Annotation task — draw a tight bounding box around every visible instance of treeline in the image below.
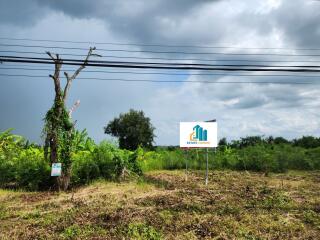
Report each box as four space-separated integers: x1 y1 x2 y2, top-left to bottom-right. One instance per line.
1 129 320 191
219 135 320 149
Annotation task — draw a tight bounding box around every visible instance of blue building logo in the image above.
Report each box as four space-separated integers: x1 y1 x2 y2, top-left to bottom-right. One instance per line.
189 125 208 142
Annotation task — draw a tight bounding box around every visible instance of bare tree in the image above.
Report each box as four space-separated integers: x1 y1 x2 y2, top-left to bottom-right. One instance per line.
44 47 99 191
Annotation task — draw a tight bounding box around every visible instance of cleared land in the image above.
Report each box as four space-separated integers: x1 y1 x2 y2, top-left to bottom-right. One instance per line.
0 170 319 239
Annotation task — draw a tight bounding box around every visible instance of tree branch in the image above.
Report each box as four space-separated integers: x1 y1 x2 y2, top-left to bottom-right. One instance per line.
47 51 63 97
63 47 98 102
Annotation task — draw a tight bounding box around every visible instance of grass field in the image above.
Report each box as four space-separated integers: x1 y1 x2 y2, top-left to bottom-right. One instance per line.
0 170 319 239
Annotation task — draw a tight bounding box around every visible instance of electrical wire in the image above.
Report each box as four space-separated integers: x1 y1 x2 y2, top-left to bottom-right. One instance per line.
2 43 320 57
2 57 320 72
1 50 320 64
1 66 320 78
0 73 316 85
2 55 320 68
1 36 320 51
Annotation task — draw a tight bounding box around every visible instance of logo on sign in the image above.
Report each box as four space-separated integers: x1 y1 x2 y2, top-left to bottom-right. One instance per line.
190 125 208 141
187 125 210 145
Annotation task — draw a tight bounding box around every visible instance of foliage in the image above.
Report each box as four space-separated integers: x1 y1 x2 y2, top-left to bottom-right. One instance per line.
1 129 320 191
71 129 95 153
303 210 320 229
127 222 163 240
293 136 320 149
70 151 100 186
71 141 142 186
14 148 52 190
43 99 74 173
104 109 155 150
138 143 320 173
0 130 143 190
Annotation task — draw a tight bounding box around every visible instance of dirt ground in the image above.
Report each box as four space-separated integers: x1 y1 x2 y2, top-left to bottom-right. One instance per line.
0 170 319 239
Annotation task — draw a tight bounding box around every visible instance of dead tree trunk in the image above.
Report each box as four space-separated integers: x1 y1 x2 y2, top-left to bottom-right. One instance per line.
44 47 99 191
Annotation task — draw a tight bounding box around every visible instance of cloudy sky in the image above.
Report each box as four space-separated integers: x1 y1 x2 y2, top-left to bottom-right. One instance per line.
1 0 320 145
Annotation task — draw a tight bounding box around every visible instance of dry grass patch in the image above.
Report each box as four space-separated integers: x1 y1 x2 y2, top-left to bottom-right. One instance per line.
0 170 319 239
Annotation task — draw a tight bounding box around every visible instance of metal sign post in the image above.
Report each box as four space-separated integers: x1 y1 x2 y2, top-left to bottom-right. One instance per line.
185 149 188 181
179 120 217 186
205 148 209 186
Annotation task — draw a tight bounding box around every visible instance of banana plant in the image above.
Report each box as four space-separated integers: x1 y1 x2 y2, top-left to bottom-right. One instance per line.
0 128 25 152
72 129 96 153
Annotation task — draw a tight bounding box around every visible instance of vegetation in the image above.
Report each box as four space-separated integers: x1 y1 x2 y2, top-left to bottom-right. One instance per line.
1 129 320 238
0 129 142 191
0 170 319 239
104 109 155 150
1 129 320 191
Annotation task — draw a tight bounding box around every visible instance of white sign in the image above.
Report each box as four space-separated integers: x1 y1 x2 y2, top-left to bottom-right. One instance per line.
51 163 62 177
180 122 217 148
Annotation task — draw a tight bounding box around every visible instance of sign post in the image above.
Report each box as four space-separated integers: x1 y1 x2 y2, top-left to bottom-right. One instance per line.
180 121 217 185
206 148 209 185
185 149 188 181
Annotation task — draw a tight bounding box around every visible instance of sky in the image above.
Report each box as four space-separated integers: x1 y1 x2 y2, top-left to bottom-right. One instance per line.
1 0 320 145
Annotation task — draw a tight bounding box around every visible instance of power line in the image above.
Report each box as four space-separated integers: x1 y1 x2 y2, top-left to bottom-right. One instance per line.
0 73 316 85
1 36 320 51
0 50 88 57
2 57 320 72
2 50 320 64
2 43 320 57
2 55 320 68
1 66 320 78
0 57 320 73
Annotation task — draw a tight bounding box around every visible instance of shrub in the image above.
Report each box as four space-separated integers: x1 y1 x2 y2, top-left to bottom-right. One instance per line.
92 141 140 179
0 152 16 187
305 147 320 170
71 151 100 186
71 141 142 185
15 148 52 190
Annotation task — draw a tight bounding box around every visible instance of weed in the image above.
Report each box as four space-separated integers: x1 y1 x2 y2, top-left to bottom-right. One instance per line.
303 210 320 229
61 224 107 239
159 210 174 224
218 204 241 216
127 222 162 240
261 191 293 210
0 204 7 219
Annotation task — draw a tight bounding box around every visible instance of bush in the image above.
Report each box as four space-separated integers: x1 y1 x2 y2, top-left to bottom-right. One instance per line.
15 148 52 191
71 151 100 185
305 147 320 170
92 141 141 179
70 141 142 186
0 152 16 188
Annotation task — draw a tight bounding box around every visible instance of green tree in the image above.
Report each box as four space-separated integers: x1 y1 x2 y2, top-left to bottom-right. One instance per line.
293 136 320 149
104 109 155 150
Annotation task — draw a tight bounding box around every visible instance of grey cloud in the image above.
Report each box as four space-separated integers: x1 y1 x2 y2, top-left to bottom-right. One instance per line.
231 95 268 109
1 0 320 144
271 1 320 48
0 0 48 26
